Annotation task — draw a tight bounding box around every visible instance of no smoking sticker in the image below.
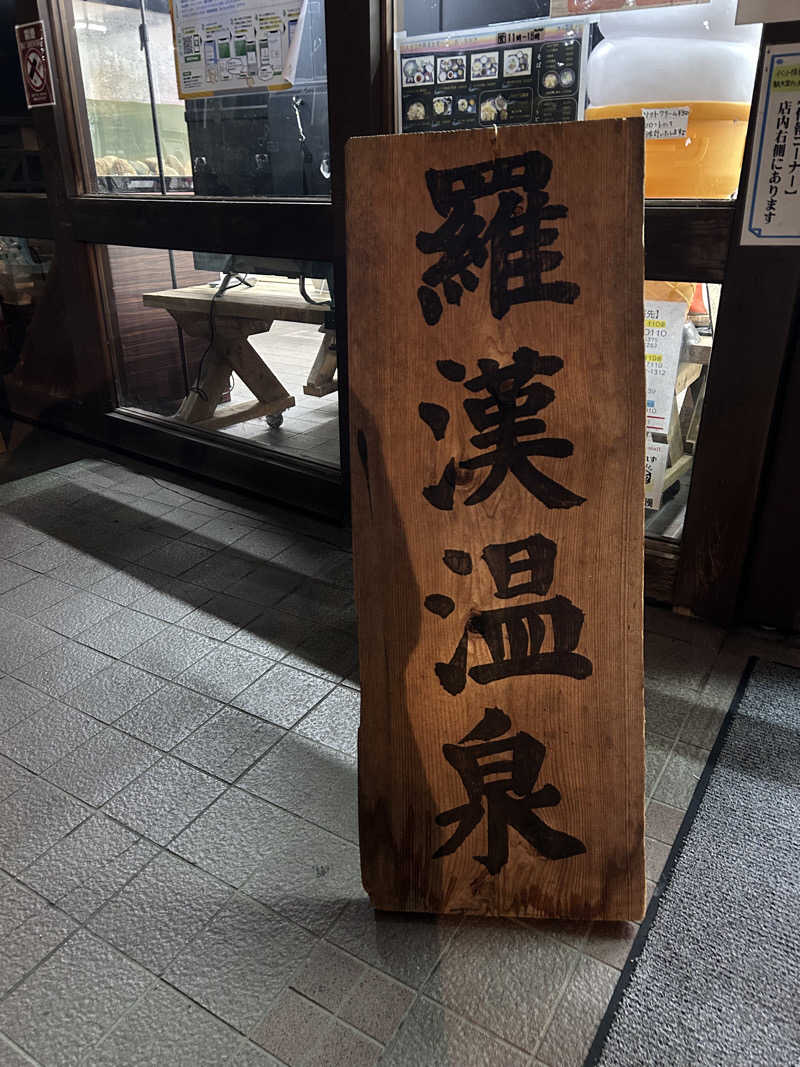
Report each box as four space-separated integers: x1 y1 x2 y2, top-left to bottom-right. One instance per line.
16 21 55 108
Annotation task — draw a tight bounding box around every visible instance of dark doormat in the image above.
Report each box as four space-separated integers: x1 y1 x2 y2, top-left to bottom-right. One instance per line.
586 657 800 1067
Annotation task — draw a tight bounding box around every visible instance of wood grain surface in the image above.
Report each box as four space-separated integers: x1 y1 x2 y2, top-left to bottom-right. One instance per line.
347 121 645 919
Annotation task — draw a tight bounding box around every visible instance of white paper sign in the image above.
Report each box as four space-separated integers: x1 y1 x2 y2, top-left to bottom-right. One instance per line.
737 0 798 24
644 299 686 433
741 44 800 245
169 0 303 98
642 106 690 140
645 438 670 511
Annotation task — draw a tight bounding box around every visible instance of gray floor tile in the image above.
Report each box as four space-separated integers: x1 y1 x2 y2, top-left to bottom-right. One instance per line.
9 539 83 575
177 645 272 704
233 1039 282 1066
645 688 692 740
90 567 157 607
132 579 213 623
163 893 315 1033
269 539 347 581
0 676 50 733
536 955 619 1067
183 516 259 550
139 541 215 577
646 799 685 846
303 1019 380 1067
0 929 150 1066
34 591 117 637
180 594 262 642
338 969 415 1043
0 904 77 996
380 996 528 1067
239 733 357 843
279 580 357 633
582 920 638 971
653 740 708 808
116 683 223 751
20 812 140 904
0 560 36 595
171 788 300 887
226 527 295 563
644 836 671 882
645 633 715 695
232 664 334 727
295 686 360 758
281 627 358 683
0 617 64 673
173 709 284 783
0 780 89 875
242 810 362 935
144 506 217 539
88 852 232 974
58 839 159 924
227 609 311 661
0 878 50 938
13 642 113 699
0 576 74 617
124 627 220 680
47 555 116 591
105 529 173 564
327 899 458 990
43 728 159 807
181 549 257 593
248 988 333 1066
0 702 103 774
0 756 34 801
78 608 168 657
423 920 578 1050
63 662 164 724
0 522 47 560
679 703 727 750
290 941 365 1013
228 563 304 608
645 730 673 797
103 756 226 845
87 982 246 1066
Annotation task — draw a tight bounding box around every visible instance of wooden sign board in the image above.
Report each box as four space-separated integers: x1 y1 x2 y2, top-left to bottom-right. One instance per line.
346 120 645 920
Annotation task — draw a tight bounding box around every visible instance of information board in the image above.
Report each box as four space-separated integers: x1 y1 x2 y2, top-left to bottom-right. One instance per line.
742 44 800 245
15 21 55 109
397 22 586 134
644 299 687 434
346 120 645 919
168 0 306 98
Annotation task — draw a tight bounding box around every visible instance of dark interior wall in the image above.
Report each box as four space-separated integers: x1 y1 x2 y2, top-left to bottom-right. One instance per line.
1 0 27 116
404 0 546 36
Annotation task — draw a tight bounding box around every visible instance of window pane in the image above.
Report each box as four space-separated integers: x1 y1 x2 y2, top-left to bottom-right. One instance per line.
0 236 55 378
72 0 330 198
105 244 339 470
397 0 762 199
0 10 45 192
644 280 718 542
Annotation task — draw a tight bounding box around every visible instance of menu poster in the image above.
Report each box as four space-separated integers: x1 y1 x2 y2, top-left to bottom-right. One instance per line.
645 437 670 511
644 299 686 434
169 0 305 99
398 23 585 134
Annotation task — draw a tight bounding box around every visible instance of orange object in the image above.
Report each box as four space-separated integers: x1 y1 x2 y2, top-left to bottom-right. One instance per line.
689 283 708 316
585 100 750 199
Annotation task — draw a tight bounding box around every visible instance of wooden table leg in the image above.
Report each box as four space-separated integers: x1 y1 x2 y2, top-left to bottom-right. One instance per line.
303 328 338 397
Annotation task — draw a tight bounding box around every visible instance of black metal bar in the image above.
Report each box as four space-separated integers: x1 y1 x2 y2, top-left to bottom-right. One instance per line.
138 0 168 196
67 195 335 260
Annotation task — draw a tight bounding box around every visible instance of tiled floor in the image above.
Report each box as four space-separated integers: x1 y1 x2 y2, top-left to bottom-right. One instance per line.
220 321 340 469
0 443 796 1066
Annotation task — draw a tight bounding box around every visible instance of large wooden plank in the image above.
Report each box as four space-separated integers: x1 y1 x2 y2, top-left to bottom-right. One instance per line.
347 121 645 920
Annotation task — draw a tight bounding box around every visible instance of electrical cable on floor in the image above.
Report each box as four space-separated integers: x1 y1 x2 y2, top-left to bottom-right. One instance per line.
189 274 249 402
299 275 328 306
